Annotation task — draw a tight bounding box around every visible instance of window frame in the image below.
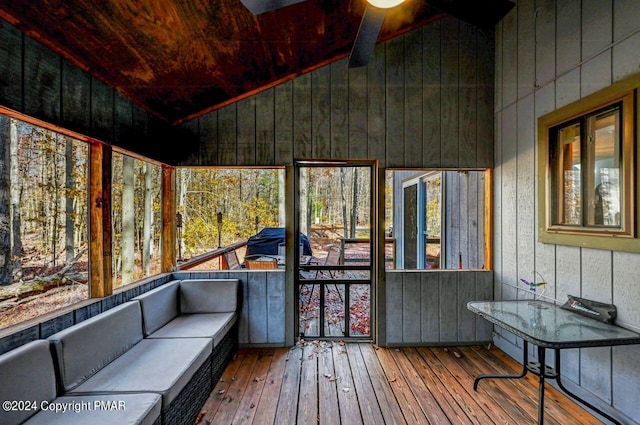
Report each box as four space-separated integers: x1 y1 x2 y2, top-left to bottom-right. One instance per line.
538 74 640 252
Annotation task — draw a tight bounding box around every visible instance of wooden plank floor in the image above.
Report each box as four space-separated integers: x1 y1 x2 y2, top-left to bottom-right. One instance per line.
196 342 602 425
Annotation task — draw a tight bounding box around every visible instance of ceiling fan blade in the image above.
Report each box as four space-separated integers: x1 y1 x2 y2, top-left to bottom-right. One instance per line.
348 5 387 68
240 0 308 15
427 0 515 29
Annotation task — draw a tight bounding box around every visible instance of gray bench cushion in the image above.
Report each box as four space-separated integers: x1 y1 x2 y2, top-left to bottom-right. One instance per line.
0 340 57 425
48 302 144 392
180 279 239 313
146 312 236 346
24 393 161 425
69 337 211 409
134 280 180 336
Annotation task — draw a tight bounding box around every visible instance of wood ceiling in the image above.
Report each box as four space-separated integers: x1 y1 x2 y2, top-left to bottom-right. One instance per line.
0 0 513 124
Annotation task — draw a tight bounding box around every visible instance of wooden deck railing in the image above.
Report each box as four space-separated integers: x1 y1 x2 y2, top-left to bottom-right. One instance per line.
177 241 247 270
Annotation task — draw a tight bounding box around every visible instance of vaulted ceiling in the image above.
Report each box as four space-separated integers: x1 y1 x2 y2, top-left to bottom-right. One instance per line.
0 0 513 124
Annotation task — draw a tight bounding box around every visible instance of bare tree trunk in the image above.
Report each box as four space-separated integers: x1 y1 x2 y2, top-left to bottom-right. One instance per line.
121 156 135 284
142 163 153 274
340 168 348 238
64 138 75 265
299 168 308 235
350 168 358 238
9 120 21 273
0 117 12 285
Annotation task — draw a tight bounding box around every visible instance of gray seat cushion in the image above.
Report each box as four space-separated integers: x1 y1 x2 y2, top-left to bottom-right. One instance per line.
69 337 211 408
133 280 180 336
180 279 239 313
146 312 236 346
48 302 144 392
0 340 57 425
24 393 161 425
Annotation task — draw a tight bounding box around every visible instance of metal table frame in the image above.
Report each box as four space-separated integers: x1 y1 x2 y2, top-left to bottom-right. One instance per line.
468 300 640 425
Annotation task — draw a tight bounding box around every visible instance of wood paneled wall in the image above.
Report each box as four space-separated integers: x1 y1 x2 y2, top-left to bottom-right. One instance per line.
385 270 492 345
176 17 495 169
494 1 640 423
0 19 197 164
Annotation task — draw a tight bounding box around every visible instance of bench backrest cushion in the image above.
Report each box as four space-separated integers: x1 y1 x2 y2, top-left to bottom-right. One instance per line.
48 301 144 392
0 340 56 425
134 280 180 336
180 279 239 313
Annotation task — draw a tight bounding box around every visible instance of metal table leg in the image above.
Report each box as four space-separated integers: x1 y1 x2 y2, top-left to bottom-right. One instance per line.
474 340 530 391
554 349 622 425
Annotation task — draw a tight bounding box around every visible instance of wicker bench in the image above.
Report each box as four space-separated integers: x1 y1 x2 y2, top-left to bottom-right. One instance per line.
0 278 239 425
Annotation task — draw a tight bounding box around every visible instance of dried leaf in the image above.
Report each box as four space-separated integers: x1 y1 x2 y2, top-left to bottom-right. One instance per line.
453 351 462 359
254 377 264 382
388 377 397 383
342 387 350 392
218 389 226 395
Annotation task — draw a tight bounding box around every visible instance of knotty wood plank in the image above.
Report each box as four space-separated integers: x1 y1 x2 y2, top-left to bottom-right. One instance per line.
416 347 496 425
429 346 532 425
375 346 432 425
231 349 277 425
274 345 302 424
318 342 340 425
209 350 260 425
332 342 363 425
359 344 406 425
199 351 246 421
346 344 385 425
397 347 472 425
252 347 289 425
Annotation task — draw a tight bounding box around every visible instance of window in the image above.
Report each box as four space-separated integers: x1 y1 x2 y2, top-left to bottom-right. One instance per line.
0 115 89 330
111 152 163 288
386 169 489 270
175 168 284 269
538 75 639 252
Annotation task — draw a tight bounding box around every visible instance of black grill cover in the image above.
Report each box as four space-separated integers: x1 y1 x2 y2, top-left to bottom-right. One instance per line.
245 227 312 257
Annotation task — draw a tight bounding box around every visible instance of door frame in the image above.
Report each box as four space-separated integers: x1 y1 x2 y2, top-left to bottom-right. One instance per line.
288 159 378 342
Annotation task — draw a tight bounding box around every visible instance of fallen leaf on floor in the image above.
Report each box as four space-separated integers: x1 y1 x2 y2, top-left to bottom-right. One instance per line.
453 351 462 358
388 377 397 383
342 387 350 392
250 403 255 409
254 377 264 382
218 389 226 395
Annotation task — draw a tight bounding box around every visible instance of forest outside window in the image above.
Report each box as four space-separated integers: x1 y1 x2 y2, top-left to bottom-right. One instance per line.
538 76 639 252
